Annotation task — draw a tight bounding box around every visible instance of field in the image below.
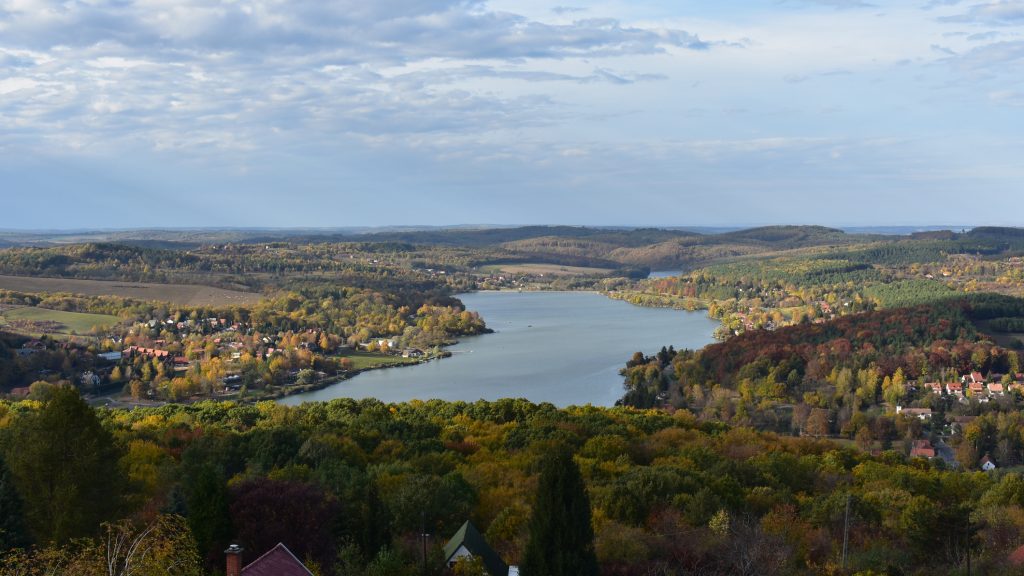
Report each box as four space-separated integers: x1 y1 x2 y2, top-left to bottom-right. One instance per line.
481 263 614 276
0 306 121 337
0 274 262 306
342 350 420 370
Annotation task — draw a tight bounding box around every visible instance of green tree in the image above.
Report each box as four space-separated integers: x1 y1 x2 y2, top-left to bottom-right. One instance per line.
521 445 598 576
5 387 125 543
0 453 31 551
184 465 233 568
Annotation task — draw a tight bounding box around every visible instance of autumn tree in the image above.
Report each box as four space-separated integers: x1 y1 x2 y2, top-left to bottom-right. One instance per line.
229 479 340 571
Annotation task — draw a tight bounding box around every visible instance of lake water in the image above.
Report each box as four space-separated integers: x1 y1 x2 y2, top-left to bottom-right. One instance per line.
279 291 718 407
648 270 681 278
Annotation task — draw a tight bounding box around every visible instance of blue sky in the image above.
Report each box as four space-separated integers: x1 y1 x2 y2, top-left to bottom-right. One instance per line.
1 0 1023 229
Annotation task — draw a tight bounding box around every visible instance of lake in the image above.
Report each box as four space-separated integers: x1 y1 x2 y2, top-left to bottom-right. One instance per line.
648 270 681 278
279 291 718 407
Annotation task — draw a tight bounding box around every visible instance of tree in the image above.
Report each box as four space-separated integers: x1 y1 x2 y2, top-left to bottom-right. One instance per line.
520 445 598 576
229 479 340 572
184 466 232 569
0 453 31 551
93 515 203 576
805 408 830 438
5 386 125 543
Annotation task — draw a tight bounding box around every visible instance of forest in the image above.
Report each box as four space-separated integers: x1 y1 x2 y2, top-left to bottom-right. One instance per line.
3 389 1024 576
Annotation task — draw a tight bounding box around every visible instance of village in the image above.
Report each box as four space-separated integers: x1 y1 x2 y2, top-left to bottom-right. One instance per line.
4 313 436 404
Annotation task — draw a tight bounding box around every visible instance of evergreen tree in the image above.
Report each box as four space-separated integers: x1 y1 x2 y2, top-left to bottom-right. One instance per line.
0 453 31 551
5 386 125 543
185 465 233 569
521 445 598 576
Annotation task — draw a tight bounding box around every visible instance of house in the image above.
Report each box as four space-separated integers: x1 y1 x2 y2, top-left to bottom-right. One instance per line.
444 521 515 576
910 439 936 459
896 407 932 420
980 455 997 472
946 382 963 396
988 383 1005 396
402 348 425 358
970 371 984 383
924 382 943 395
8 387 30 398
125 346 171 360
225 543 313 576
968 382 986 397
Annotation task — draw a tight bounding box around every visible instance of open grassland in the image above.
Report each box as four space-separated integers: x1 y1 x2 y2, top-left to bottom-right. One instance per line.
0 274 262 306
482 263 614 276
0 306 120 337
342 350 420 370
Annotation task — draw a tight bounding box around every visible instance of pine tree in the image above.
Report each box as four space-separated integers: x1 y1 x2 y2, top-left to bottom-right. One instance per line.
521 445 598 576
0 453 31 551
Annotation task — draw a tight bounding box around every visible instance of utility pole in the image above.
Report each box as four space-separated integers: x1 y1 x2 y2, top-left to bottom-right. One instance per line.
841 493 851 571
421 511 429 576
966 512 972 576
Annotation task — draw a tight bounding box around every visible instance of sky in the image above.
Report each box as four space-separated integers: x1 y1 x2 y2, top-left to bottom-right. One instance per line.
1 0 1023 229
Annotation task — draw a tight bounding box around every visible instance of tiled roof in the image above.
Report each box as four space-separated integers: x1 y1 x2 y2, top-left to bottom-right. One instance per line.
242 543 314 576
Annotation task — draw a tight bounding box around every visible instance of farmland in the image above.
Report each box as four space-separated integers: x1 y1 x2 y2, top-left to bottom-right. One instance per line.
0 274 262 307
481 263 614 276
0 305 120 337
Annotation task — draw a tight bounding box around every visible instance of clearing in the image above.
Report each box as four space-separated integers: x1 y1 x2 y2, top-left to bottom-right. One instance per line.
0 306 121 338
0 275 263 307
481 263 614 276
342 350 420 370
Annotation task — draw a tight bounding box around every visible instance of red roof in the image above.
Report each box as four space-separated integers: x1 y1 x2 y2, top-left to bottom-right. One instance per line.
242 543 313 576
1010 544 1024 566
910 440 935 458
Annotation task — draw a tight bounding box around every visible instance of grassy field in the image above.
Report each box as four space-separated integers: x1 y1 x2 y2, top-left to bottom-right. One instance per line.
0 274 262 306
342 350 420 370
0 306 121 337
481 263 614 276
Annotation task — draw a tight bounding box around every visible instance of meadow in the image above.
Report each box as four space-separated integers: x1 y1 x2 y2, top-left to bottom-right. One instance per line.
0 274 262 307
0 306 120 337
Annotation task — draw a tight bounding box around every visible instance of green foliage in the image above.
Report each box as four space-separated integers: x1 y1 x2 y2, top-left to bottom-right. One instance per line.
184 465 232 568
2 387 125 544
521 445 598 576
864 279 956 308
0 453 30 551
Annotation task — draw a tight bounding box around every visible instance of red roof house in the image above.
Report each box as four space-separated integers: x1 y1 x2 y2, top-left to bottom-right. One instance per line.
226 543 313 576
910 440 935 459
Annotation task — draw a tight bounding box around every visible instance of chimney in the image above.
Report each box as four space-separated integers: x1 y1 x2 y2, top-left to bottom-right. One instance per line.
225 544 244 576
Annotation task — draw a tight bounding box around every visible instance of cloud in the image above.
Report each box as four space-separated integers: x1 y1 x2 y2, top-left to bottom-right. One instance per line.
781 0 876 9
0 0 710 159
989 89 1024 105
939 1 1024 25
0 0 707 60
